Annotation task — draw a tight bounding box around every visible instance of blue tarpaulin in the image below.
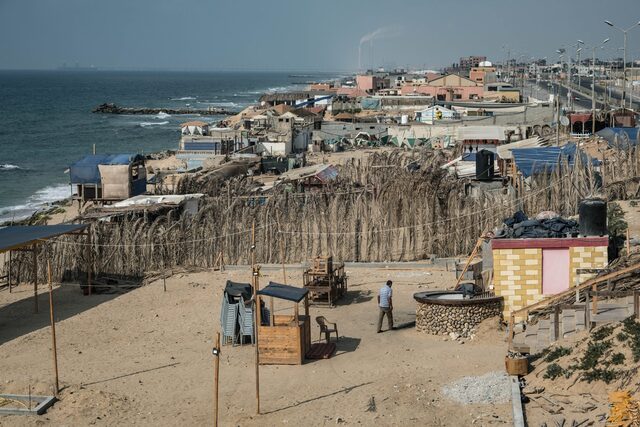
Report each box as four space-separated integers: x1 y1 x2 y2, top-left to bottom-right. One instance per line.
596 127 639 148
258 282 308 303
0 224 88 253
69 154 143 184
511 143 592 178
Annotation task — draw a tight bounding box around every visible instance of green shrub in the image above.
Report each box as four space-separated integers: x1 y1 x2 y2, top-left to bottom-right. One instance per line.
544 363 565 380
544 346 572 363
576 340 612 370
592 325 614 341
617 332 629 342
582 368 619 384
622 317 640 362
611 353 626 365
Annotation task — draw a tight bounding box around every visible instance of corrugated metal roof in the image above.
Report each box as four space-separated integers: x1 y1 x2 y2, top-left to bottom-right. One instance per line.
496 137 549 160
511 143 582 178
596 127 639 147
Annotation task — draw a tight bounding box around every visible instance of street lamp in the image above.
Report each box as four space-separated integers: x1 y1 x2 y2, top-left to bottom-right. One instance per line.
586 38 610 135
576 40 585 89
604 19 640 108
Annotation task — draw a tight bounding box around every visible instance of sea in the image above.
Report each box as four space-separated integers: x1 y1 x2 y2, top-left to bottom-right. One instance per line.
0 70 338 222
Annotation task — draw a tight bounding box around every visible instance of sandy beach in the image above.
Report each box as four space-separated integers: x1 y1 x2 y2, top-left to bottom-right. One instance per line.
0 264 511 426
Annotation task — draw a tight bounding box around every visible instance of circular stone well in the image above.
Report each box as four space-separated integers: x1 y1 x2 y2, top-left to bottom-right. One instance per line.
413 291 503 338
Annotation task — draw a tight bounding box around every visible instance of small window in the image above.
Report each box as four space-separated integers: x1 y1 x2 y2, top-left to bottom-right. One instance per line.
355 127 361 130
369 126 375 129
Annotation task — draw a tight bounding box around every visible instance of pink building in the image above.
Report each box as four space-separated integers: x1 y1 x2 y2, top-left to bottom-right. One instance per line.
401 73 484 101
356 75 388 94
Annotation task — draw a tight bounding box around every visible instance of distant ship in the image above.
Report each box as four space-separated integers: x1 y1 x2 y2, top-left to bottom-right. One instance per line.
57 63 98 71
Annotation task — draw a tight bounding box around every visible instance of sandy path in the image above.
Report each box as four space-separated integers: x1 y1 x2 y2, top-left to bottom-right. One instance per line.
0 265 510 426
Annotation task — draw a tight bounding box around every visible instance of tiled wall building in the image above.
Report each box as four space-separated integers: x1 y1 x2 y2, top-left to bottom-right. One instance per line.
492 237 608 319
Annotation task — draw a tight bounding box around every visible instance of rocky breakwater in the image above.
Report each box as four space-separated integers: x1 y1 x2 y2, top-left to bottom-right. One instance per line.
92 103 238 116
414 291 503 338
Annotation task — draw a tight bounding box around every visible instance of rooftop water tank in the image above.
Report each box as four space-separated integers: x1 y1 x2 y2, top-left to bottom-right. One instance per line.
579 198 607 236
475 149 495 181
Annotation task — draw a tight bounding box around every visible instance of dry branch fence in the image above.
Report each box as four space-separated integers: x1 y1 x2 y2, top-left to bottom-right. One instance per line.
6 147 639 283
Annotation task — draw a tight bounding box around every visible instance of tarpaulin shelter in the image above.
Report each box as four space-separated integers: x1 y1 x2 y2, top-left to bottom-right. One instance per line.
511 143 595 178
0 224 92 312
596 127 639 149
256 282 310 365
69 154 146 205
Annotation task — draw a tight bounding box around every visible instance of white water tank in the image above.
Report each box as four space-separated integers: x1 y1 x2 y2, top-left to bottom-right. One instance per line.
401 115 408 125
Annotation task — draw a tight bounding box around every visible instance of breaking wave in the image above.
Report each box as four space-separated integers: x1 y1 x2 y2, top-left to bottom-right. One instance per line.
170 96 196 101
0 184 71 223
156 111 171 119
140 121 170 127
0 164 20 171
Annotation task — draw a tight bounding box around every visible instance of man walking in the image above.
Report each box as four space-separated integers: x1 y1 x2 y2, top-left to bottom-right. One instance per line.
377 280 394 333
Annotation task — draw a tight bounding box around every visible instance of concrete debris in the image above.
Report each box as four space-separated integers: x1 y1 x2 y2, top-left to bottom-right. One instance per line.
442 371 511 405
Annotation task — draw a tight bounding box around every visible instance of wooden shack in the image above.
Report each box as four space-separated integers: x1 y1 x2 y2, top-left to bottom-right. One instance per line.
257 282 311 365
69 154 147 206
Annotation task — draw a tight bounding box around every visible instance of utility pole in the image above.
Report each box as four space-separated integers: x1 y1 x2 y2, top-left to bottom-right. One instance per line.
604 20 640 109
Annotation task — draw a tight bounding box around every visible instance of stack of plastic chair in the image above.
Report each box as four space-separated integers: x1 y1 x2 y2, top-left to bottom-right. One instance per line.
237 296 254 345
220 296 238 345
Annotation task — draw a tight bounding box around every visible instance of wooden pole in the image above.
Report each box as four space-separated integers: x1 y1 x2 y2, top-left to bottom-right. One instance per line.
213 331 220 427
454 232 486 290
87 229 93 296
250 220 260 415
507 313 515 350
47 260 59 396
33 244 38 313
280 239 287 285
626 228 631 254
8 251 12 293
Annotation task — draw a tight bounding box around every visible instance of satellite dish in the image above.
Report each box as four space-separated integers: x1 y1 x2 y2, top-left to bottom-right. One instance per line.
560 116 570 126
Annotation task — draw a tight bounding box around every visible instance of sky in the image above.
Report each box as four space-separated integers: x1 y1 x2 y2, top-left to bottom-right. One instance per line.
1 0 639 72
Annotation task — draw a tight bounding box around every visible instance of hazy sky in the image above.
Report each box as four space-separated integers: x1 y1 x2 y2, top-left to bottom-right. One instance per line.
1 0 639 71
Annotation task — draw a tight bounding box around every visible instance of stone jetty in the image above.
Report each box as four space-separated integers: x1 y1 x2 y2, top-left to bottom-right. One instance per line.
92 103 238 116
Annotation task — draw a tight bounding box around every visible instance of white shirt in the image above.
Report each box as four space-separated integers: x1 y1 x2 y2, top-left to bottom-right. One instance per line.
379 285 392 308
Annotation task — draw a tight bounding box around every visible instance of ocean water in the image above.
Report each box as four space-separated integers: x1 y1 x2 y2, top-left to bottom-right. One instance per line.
0 70 335 222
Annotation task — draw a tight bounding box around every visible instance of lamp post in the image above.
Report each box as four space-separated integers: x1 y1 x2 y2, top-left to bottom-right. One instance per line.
576 40 585 91
604 19 640 109
587 38 610 135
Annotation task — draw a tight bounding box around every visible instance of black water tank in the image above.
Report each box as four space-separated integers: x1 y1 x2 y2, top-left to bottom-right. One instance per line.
475 149 495 180
579 198 607 236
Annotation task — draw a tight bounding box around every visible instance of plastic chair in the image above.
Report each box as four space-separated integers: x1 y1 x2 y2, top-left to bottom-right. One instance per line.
316 316 339 343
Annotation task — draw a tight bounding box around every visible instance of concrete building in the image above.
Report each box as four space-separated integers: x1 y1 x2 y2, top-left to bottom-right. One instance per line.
492 237 608 319
356 75 389 94
459 56 487 70
401 74 484 101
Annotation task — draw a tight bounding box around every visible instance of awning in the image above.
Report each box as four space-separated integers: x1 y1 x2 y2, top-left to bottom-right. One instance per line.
258 282 308 303
0 224 89 253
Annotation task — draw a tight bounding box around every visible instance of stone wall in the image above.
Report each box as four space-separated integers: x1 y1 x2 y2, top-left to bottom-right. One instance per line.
415 299 502 338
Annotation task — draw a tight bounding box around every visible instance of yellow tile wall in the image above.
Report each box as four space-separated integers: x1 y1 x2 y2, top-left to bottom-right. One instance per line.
493 248 542 319
494 245 608 320
569 246 608 286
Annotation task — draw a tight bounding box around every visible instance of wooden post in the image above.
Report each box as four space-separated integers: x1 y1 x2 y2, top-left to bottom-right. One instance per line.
585 290 592 330
213 331 220 427
47 260 59 396
253 266 261 415
280 239 287 285
626 228 631 254
553 305 560 341
507 313 515 350
454 231 485 290
591 284 598 315
87 230 92 296
634 290 639 320
33 244 38 313
269 297 274 327
8 251 12 293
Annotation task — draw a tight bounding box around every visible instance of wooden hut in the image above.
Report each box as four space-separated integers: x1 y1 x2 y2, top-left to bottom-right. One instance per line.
257 282 311 365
